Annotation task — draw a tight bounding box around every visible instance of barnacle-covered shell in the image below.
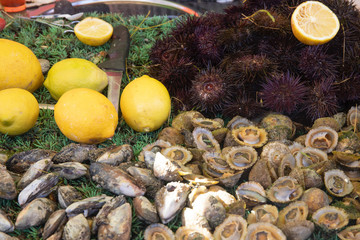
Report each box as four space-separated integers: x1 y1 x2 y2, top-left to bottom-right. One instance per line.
305 126 338 153
226 116 254 130
277 201 308 228
172 110 204 131
213 214 247 240
266 176 303 204
280 220 315 240
138 140 172 162
144 223 175 240
312 117 341 132
193 127 221 153
192 117 223 131
324 169 354 197
161 146 193 165
227 126 268 148
224 146 258 171
337 224 360 240
312 206 349 231
347 106 360 129
260 113 295 141
175 226 214 240
247 204 278 225
295 147 328 167
235 181 267 207
245 222 286 240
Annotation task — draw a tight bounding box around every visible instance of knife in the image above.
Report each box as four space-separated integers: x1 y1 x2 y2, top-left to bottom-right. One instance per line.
98 25 130 114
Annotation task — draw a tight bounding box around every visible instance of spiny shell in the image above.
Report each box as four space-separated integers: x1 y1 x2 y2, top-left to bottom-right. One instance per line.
144 223 175 240
245 222 286 240
312 206 349 231
305 126 338 153
213 214 247 240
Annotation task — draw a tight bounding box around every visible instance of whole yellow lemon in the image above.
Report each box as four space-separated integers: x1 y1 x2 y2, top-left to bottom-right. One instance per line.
54 88 118 144
44 58 108 100
0 88 39 136
0 39 44 92
120 75 171 132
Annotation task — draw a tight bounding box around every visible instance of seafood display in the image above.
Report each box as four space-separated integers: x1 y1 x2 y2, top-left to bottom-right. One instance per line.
1 107 360 239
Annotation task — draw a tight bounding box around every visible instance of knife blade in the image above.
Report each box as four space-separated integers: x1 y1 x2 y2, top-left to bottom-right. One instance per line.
98 25 130 114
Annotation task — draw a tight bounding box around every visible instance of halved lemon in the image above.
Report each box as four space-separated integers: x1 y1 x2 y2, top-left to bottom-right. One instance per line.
291 1 340 45
74 17 113 46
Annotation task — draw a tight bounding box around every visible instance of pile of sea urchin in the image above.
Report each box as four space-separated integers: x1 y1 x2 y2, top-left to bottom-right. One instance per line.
148 0 360 125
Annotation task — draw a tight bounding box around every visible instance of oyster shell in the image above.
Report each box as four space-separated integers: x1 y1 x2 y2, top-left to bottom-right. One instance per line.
95 144 133 166
157 126 185 146
144 223 175 240
347 105 360 129
247 204 279 225
161 145 193 165
280 220 315 240
245 222 286 240
324 169 354 197
181 207 210 230
235 181 267 207
57 185 83 209
305 126 338 153
224 146 258 171
155 182 191 224
175 226 214 240
42 209 67 239
225 126 268 148
277 201 308 228
63 214 91 240
295 147 328 167
338 224 360 240
0 209 14 233
17 158 53 190
213 214 247 240
0 165 17 200
266 176 303 204
133 196 159 224
192 127 221 153
312 206 349 231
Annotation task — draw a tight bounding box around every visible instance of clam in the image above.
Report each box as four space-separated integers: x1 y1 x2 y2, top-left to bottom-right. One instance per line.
17 158 53 190
63 214 91 240
0 165 17 200
225 126 268 148
181 207 211 230
133 196 159 224
51 162 88 180
52 143 96 163
65 194 112 217
95 144 134 166
346 105 360 129
295 147 328 167
213 214 247 240
338 224 360 240
42 209 67 239
324 169 354 197
280 220 315 240
235 181 267 207
247 204 278 225
191 117 223 130
155 182 191 224
153 152 182 182
138 140 172 162
192 127 221 153
161 145 193 165
224 146 258 171
226 116 254 130
305 126 338 153
0 209 14 233
312 206 349 231
57 185 83 209
245 222 286 240
175 226 214 240
171 110 204 131
144 223 175 240
157 126 185 146
266 176 303 205
277 201 308 228
260 113 295 141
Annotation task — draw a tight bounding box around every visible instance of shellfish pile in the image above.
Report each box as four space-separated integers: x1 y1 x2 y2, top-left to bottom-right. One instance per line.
1 106 360 240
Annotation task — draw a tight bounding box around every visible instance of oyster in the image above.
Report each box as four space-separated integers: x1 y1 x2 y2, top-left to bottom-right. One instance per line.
153 152 182 182
97 203 132 240
192 127 221 153
0 209 14 233
138 140 172 162
324 169 354 197
57 185 83 209
42 209 67 239
247 204 278 225
143 223 175 240
266 176 303 204
181 207 211 230
224 146 258 171
305 126 338 153
338 224 360 240
280 220 314 240
90 162 146 197
213 214 247 240
15 198 57 230
277 201 308 228
95 144 133 166
51 162 88 180
52 143 96 163
133 196 159 224
65 194 112 217
235 181 267 207
245 222 286 240
155 182 191 224
295 147 328 167
312 206 349 231
161 145 193 165
17 158 53 190
175 226 214 240
225 126 268 148
226 116 254 130
347 105 360 129
18 172 59 206
63 214 91 240
157 126 185 146
0 165 17 200
260 113 295 141
191 117 223 131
